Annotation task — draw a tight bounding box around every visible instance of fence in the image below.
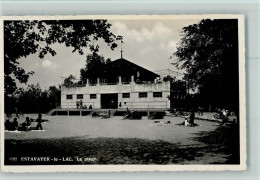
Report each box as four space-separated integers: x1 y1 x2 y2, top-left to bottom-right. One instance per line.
61 102 95 109
119 101 168 109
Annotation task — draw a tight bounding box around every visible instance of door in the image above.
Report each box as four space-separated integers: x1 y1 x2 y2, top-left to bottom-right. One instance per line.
101 93 118 109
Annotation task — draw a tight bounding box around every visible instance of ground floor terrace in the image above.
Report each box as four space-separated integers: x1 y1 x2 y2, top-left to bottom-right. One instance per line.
47 108 168 116
4 113 240 165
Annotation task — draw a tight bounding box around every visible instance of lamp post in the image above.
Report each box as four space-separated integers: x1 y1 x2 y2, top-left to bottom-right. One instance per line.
116 35 124 59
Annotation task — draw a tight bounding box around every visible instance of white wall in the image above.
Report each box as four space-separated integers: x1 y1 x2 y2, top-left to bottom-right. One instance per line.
61 81 170 109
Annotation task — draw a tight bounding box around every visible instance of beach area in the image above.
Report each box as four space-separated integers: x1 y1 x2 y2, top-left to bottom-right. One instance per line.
4 113 240 165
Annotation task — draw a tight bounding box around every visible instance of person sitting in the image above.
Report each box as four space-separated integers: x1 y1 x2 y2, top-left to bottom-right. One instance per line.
4 119 11 130
89 105 92 109
130 111 142 119
101 110 111 119
220 109 230 125
91 111 99 117
149 112 164 119
184 118 190 126
11 118 18 130
123 109 131 119
18 122 28 131
25 117 31 127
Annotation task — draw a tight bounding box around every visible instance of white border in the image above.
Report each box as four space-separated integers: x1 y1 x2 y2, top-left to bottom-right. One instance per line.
0 14 246 172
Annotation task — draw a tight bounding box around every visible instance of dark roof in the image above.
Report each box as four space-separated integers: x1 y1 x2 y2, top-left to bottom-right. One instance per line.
106 58 159 81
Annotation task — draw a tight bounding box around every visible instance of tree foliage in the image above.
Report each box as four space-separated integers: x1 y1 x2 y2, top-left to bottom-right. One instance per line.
173 19 239 111
80 53 111 83
5 84 61 114
4 20 117 95
63 74 77 87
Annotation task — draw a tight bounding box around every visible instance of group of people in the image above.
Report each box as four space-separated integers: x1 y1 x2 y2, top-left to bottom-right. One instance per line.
183 108 196 126
76 100 83 109
184 107 231 126
122 108 142 120
76 100 92 109
4 118 19 131
5 112 43 131
214 108 230 125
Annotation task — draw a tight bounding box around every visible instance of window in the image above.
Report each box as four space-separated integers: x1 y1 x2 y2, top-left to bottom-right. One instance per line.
66 95 73 99
153 92 162 98
77 94 83 99
122 93 130 98
90 94 97 99
139 92 147 98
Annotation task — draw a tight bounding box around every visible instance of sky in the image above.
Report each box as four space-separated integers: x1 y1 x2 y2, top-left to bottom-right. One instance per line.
17 18 201 89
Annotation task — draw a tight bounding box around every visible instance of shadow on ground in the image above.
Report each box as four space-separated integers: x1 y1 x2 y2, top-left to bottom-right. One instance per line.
191 124 240 164
5 125 239 165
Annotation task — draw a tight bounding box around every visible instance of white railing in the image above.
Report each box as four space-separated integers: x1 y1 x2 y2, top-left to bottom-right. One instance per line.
122 82 130 84
61 102 95 109
118 101 168 109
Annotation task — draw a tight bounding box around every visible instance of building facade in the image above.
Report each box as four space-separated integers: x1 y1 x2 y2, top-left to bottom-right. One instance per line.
61 58 171 110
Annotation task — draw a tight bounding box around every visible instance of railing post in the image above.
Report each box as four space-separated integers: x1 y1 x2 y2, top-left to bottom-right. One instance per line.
118 76 122 85
131 75 134 83
147 110 150 117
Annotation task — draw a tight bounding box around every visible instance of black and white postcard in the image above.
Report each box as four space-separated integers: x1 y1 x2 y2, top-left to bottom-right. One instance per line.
0 15 246 172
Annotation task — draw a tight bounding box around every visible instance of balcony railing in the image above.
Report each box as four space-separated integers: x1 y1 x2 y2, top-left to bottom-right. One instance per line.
63 80 166 88
122 82 130 84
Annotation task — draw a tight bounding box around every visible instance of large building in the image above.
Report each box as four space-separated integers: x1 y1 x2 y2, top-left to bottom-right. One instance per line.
61 58 171 110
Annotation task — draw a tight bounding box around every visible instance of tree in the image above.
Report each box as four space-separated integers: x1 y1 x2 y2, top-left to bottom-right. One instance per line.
48 85 61 109
173 19 239 112
63 75 76 87
5 84 61 114
4 20 117 95
16 83 43 113
80 52 111 84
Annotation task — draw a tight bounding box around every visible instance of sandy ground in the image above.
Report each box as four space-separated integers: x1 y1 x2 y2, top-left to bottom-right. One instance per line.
5 114 217 145
4 114 239 165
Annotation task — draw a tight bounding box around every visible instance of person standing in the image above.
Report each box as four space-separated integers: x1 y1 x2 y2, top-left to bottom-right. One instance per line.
108 110 111 118
36 112 43 130
189 108 195 126
79 100 83 109
198 106 203 116
15 108 20 119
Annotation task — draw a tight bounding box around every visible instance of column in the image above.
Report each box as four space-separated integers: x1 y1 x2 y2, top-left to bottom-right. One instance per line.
118 76 122 84
97 78 100 85
131 75 134 83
